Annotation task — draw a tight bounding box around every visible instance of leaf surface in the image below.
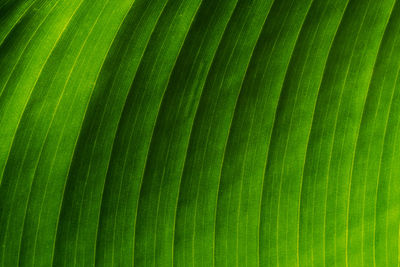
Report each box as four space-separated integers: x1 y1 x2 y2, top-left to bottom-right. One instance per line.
0 0 399 266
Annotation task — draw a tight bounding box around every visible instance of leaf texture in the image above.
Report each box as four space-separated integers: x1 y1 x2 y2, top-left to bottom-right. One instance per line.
0 0 399 266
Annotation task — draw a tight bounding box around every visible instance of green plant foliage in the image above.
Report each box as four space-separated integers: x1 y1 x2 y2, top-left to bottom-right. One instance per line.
0 0 399 266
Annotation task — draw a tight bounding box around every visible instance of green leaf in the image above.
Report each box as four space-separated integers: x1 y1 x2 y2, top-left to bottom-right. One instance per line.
0 0 399 266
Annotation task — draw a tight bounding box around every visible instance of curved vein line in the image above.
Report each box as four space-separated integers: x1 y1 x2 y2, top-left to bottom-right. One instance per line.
26 1 112 265
297 1 350 266
234 99 257 267
375 44 400 267
50 2 142 266
266 3 326 266
86 0 170 265
0 0 81 264
0 0 62 180
292 8 330 266
321 0 371 264
208 12 255 267
107 0 172 266
344 2 395 266
109 5 172 266
101 6 161 264
148 5 224 266
372 79 397 266
319 66 340 267
105 2 168 259
253 0 301 265
53 1 137 266
0 0 40 47
255 1 314 266
130 10 184 267
169 1 243 265
94 2 157 264
167 2 237 266
378 72 400 267
116 1 202 265
211 5 273 264
369 39 400 267
144 4 206 266
382 102 400 267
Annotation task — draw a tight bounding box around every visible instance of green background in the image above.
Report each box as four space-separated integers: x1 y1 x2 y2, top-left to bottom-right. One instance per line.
0 0 399 266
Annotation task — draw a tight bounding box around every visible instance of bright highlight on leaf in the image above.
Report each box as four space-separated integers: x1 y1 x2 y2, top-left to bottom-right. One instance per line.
0 0 399 266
